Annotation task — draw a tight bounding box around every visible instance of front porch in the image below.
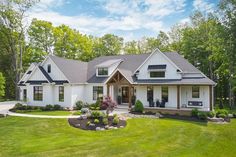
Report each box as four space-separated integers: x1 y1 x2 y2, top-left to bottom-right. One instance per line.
106 71 213 112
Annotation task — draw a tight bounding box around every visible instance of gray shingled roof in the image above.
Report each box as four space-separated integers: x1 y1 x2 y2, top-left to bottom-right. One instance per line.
43 52 214 85
87 53 150 83
49 55 88 83
163 52 201 73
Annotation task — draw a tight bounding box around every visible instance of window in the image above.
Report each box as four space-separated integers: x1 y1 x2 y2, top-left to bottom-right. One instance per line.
97 67 108 76
23 89 27 101
147 86 153 102
47 64 51 73
192 86 200 98
93 86 103 100
59 86 64 102
150 71 165 78
33 86 43 101
161 86 168 102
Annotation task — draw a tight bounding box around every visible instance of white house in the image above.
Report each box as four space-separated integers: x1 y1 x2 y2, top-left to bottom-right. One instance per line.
18 49 216 112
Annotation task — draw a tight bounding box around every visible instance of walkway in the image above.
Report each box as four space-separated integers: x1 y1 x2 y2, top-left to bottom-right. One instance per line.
0 101 129 119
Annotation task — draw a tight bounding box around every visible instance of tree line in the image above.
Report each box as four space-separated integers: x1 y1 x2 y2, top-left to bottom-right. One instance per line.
0 0 236 109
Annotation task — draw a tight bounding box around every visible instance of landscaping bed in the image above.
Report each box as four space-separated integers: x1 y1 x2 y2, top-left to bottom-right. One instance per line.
68 115 126 131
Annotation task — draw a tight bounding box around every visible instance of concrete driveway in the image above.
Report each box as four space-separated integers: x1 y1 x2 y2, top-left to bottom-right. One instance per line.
0 101 17 114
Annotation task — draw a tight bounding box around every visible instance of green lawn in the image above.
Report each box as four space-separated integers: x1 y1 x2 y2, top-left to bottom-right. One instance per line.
0 117 236 157
15 110 72 116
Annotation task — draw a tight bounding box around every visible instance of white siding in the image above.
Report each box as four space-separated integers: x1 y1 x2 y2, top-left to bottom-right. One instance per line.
137 52 182 80
28 68 47 81
42 57 67 80
84 83 107 104
136 85 177 108
180 86 210 111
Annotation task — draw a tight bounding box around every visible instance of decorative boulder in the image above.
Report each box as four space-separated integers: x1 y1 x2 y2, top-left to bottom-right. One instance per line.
96 127 101 131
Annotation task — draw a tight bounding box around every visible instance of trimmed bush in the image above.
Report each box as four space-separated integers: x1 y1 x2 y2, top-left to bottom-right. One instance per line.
207 111 215 118
75 101 84 110
197 111 207 120
232 112 236 118
94 119 99 123
44 104 54 111
102 118 108 125
113 116 119 125
53 104 62 110
134 100 144 113
218 113 227 118
191 108 199 117
91 111 102 118
216 109 228 118
81 108 89 114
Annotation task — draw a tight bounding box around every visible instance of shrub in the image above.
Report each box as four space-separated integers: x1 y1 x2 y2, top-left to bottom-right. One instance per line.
216 109 228 118
113 116 119 125
207 111 215 118
102 118 108 125
90 100 101 110
191 108 199 117
197 111 207 120
218 113 227 118
95 107 100 110
45 104 54 111
81 108 89 114
75 101 84 110
13 103 25 110
91 111 102 118
134 100 144 113
53 104 62 110
101 96 117 112
94 119 99 124
232 112 236 118
86 121 91 126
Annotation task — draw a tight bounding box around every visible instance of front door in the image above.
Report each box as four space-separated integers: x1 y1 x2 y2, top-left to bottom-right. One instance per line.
122 86 129 103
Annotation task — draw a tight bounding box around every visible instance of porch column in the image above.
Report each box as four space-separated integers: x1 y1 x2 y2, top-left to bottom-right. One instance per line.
107 84 110 97
209 85 213 111
128 85 132 108
177 85 180 109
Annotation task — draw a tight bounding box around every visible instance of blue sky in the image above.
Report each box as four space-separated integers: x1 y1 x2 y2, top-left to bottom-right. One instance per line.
28 0 219 41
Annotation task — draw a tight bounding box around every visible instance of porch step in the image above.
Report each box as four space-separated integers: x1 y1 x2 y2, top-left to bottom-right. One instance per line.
116 105 129 109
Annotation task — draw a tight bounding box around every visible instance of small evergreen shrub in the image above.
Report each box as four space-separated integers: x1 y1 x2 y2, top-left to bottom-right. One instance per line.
191 108 199 117
207 111 215 118
94 119 99 124
91 111 102 118
216 109 228 118
232 112 236 118
44 104 54 111
197 111 207 120
218 113 227 118
113 116 119 125
75 101 84 110
86 121 91 126
81 108 89 114
102 118 108 125
53 104 62 110
134 100 144 113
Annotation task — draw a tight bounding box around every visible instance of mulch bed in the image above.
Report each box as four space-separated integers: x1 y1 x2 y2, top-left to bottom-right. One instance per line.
68 116 126 131
161 114 207 122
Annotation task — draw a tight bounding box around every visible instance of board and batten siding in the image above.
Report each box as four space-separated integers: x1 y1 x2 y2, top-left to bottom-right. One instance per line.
137 52 182 80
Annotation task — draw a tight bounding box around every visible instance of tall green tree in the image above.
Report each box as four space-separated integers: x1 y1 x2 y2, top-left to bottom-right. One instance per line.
28 18 54 55
0 72 5 99
0 0 37 99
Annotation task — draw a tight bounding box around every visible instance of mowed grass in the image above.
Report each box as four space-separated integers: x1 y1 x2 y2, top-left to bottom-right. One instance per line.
0 117 236 157
21 110 72 116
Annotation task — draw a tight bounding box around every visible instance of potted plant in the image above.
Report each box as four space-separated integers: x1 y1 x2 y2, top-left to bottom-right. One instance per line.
117 95 121 105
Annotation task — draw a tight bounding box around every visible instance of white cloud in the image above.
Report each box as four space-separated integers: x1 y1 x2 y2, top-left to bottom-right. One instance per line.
26 0 187 41
179 17 190 24
193 0 215 13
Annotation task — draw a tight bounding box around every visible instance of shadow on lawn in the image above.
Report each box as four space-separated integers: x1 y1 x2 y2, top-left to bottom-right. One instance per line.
161 115 208 126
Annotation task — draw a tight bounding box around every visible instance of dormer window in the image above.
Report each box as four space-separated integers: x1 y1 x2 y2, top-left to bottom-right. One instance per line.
97 67 108 76
47 64 51 73
148 65 166 78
